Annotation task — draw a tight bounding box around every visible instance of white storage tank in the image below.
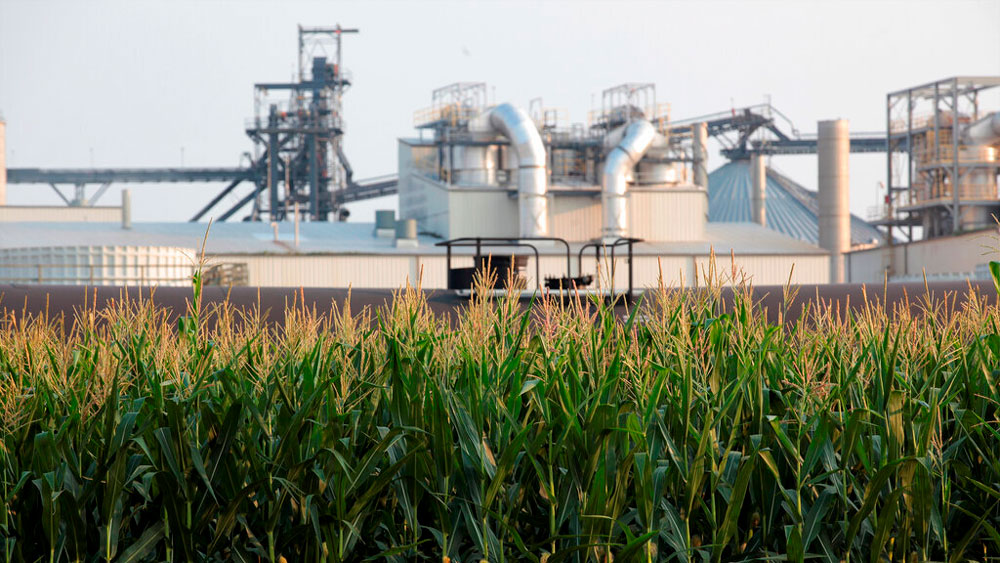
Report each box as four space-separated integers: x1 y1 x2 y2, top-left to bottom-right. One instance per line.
0 246 197 286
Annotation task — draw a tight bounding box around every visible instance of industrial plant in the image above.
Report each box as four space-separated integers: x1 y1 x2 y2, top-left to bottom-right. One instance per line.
1 26 998 292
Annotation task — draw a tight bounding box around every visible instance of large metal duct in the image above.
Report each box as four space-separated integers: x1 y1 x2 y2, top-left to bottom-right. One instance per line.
963 112 1000 146
473 103 548 237
602 119 657 240
817 119 850 283
750 153 766 226
693 122 708 189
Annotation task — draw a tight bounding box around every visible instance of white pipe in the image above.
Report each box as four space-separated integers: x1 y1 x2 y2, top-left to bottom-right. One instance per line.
602 119 656 240
474 103 548 237
818 119 850 283
963 112 1000 146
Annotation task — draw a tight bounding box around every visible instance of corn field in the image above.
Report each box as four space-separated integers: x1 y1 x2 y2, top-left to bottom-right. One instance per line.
2 267 1000 562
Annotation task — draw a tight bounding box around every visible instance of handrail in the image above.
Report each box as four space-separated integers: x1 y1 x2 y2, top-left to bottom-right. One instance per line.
435 238 541 291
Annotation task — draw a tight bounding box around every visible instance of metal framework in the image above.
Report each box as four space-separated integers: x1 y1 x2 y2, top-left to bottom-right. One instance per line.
668 104 886 160
5 25 401 222
878 76 1000 241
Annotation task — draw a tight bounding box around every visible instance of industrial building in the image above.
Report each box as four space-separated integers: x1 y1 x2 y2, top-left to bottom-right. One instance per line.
1 27 997 290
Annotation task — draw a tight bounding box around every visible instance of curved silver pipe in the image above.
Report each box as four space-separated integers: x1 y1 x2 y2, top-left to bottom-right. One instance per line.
602 119 657 240
476 103 548 237
964 112 1000 146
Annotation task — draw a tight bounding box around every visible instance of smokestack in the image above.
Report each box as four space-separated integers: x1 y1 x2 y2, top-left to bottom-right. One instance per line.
693 122 708 189
817 119 850 283
750 153 766 226
121 189 132 229
0 116 6 206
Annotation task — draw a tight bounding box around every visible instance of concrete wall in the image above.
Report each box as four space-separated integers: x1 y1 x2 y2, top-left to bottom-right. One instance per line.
847 229 1000 282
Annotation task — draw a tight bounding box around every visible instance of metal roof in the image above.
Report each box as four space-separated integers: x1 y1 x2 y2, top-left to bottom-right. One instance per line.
708 160 884 246
0 220 824 257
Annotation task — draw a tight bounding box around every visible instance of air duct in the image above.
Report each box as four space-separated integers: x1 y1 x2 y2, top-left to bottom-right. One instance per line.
473 103 548 238
602 119 657 240
818 119 850 283
963 112 1000 146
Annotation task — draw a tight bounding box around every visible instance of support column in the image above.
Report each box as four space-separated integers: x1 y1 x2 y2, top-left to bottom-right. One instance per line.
818 119 851 283
750 153 766 226
692 122 708 189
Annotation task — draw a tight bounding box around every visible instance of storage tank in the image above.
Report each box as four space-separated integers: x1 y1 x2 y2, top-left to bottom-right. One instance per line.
0 246 196 286
817 119 850 283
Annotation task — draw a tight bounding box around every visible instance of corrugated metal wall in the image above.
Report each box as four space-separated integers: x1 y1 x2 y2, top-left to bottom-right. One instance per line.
630 189 707 242
847 229 1000 282
216 251 828 289
0 206 121 223
550 194 601 241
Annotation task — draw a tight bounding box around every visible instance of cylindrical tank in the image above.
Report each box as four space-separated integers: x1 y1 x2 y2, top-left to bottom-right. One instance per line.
750 153 766 226
395 218 418 240
693 122 708 189
817 119 850 283
0 117 6 206
0 246 196 286
448 145 497 185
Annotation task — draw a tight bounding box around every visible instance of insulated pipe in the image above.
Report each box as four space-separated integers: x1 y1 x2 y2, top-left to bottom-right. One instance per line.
477 103 548 238
818 119 850 284
602 120 657 240
750 153 766 226
692 122 708 189
963 112 1000 146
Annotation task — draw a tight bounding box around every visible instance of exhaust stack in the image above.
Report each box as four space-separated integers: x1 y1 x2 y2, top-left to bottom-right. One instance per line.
602 120 657 241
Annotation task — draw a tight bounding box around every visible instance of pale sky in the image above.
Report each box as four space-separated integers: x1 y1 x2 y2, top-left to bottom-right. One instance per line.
1 0 999 223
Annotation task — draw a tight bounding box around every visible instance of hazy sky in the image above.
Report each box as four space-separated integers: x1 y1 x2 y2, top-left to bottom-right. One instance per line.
2 0 999 223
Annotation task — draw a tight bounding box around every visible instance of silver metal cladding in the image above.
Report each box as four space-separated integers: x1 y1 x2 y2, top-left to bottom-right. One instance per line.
602 119 657 240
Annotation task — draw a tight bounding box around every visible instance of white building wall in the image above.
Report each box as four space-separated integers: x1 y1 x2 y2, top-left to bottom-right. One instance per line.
0 206 121 223
847 229 1000 283
629 188 708 242
213 251 827 289
550 194 601 241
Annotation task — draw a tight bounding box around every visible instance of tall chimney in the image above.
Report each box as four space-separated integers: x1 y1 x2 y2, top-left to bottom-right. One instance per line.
0 116 7 206
817 119 850 283
693 122 708 189
750 153 766 226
